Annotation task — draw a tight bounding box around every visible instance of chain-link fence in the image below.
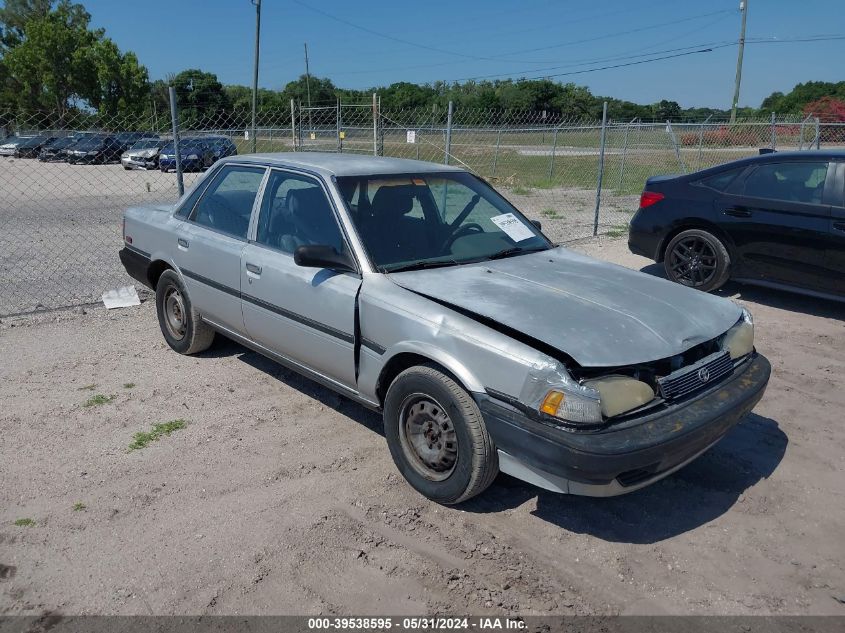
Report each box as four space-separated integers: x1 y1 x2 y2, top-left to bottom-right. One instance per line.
2 99 843 317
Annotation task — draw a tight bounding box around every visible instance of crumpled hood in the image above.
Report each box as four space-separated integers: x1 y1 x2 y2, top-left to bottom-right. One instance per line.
390 246 742 367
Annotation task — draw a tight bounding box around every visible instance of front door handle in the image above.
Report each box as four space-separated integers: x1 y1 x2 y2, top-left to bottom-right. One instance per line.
723 206 752 218
245 262 262 276
833 221 845 232
177 238 189 249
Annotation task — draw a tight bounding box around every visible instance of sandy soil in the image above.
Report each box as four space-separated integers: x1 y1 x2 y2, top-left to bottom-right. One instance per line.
0 237 843 617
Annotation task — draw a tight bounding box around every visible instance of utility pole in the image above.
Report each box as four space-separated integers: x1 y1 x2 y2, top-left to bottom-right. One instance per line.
304 42 313 131
730 0 748 124
250 0 261 153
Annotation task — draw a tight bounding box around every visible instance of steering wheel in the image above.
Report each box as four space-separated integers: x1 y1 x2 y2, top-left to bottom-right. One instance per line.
443 222 484 251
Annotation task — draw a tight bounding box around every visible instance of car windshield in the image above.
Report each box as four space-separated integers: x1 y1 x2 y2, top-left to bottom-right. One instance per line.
130 139 161 150
335 171 550 272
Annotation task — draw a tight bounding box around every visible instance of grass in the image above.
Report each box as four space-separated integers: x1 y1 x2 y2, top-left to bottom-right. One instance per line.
83 394 115 408
510 185 531 195
77 384 97 391
14 518 35 527
604 224 629 238
123 383 136 389
128 419 187 452
541 208 561 219
72 502 86 512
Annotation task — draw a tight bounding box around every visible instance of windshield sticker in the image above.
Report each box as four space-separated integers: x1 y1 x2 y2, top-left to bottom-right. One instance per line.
490 213 534 242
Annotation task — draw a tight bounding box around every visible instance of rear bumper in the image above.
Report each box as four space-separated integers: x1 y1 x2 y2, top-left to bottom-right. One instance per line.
119 246 152 289
627 210 663 261
478 353 770 496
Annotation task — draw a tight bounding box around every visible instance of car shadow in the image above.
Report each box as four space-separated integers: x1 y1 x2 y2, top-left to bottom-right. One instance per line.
462 413 787 544
198 337 384 436
638 262 844 320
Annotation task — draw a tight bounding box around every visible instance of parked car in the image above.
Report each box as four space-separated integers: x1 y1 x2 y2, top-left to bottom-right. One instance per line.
121 137 165 170
0 136 33 156
66 135 124 164
120 154 770 504
204 136 238 161
114 131 158 152
38 136 80 162
14 135 57 158
158 138 214 172
628 150 845 301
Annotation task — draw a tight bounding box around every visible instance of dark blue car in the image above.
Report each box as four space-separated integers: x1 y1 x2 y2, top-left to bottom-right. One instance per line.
159 138 214 172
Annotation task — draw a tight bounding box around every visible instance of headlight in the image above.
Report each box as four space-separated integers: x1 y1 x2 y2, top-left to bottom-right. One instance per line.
520 360 602 426
721 308 754 360
187 154 199 160
159 154 168 159
582 376 655 418
87 150 98 155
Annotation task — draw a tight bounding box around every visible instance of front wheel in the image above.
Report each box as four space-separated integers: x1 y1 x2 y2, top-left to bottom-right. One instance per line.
664 229 731 293
155 269 215 354
384 365 498 504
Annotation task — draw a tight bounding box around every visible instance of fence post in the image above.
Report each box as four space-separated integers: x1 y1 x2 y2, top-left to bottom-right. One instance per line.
666 120 686 173
770 111 776 150
547 126 559 181
492 129 501 177
444 100 453 165
593 101 608 236
696 115 711 170
290 98 297 151
372 93 378 156
168 86 184 197
336 98 342 153
815 117 821 149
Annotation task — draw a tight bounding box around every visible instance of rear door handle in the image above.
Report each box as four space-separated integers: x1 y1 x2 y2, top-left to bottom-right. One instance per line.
723 206 752 218
177 238 189 249
833 221 845 232
245 262 262 276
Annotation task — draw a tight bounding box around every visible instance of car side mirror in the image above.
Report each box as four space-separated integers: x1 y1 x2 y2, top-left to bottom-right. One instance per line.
530 219 542 231
294 244 356 273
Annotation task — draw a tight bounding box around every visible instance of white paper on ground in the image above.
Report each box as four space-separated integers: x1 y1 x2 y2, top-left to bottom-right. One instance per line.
102 285 141 309
490 213 535 242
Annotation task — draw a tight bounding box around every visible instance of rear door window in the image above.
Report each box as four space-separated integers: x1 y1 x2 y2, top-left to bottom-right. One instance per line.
189 165 266 238
742 162 829 205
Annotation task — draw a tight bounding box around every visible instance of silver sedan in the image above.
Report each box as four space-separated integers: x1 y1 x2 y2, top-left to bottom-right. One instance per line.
120 153 770 504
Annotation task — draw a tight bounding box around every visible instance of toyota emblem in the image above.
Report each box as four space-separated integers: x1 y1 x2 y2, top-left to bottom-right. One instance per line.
698 367 711 383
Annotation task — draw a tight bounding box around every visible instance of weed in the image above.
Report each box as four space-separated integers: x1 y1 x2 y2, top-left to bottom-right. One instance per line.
123 383 136 389
541 208 561 219
604 224 629 238
77 384 97 391
14 518 34 527
72 502 86 512
83 394 115 408
510 185 530 196
128 419 188 451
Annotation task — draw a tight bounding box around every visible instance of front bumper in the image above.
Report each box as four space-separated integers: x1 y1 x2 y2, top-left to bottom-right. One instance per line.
67 153 98 164
160 157 203 172
478 353 770 496
122 155 157 169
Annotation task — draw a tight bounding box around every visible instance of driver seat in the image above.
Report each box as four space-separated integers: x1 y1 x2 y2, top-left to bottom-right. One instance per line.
365 185 427 265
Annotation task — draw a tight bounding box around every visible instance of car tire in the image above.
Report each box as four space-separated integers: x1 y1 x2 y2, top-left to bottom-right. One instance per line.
155 269 215 355
384 364 498 505
664 228 731 293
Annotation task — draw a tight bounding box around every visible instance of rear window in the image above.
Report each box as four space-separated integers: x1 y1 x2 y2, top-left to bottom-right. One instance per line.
695 168 742 192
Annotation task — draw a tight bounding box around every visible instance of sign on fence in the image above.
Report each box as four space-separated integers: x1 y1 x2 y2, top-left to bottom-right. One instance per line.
406 130 416 144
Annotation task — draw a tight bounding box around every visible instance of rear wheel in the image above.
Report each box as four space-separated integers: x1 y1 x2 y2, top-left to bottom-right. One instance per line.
384 365 498 505
664 229 731 292
155 269 215 354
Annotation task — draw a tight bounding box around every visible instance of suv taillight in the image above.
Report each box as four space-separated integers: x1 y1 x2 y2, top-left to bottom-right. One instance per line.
639 191 665 208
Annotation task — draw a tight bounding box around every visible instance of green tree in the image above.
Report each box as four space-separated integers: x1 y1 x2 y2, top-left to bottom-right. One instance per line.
0 0 53 49
169 68 231 128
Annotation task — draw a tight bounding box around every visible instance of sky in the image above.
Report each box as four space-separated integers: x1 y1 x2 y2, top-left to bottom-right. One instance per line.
79 0 844 109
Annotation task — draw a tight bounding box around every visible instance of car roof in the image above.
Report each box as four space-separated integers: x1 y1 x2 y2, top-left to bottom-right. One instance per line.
221 152 466 177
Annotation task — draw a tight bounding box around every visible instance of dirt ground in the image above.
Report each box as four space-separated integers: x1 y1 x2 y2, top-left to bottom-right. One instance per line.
1 237 843 617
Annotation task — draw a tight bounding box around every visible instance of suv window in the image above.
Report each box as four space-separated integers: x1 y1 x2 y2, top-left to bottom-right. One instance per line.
189 165 265 238
742 162 829 204
255 170 345 254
